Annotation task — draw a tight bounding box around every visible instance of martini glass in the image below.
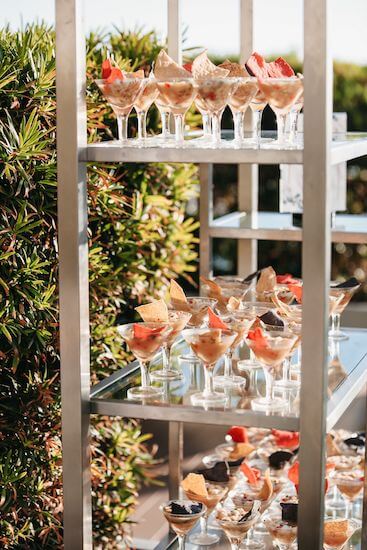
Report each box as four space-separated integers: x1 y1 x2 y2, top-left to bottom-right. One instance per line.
288 94 303 148
195 77 238 147
160 500 206 550
184 482 228 545
150 310 192 381
329 281 361 341
155 99 173 143
182 327 236 406
133 78 158 146
324 518 361 550
270 321 301 391
257 77 303 149
331 469 364 518
246 330 297 412
95 77 145 145
216 503 262 550
214 310 254 388
156 78 197 146
117 322 171 400
236 301 272 372
263 509 297 549
227 77 258 147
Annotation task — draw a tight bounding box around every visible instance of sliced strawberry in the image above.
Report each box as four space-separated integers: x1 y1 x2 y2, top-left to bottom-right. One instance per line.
245 52 268 79
288 461 299 486
240 462 261 485
183 62 192 73
276 274 299 285
133 324 165 339
208 307 228 330
102 59 112 79
287 283 303 303
272 429 299 449
247 327 268 347
106 67 124 83
266 57 295 78
227 426 249 443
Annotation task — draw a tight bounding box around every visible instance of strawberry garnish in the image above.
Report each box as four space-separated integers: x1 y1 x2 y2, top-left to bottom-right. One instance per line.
102 59 112 79
208 307 228 330
227 426 248 443
240 462 261 485
272 429 299 449
287 283 303 303
183 62 192 73
106 67 124 83
133 324 165 339
247 327 268 347
276 274 299 285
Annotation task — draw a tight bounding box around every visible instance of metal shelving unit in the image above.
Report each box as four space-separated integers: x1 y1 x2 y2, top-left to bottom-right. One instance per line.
55 0 367 548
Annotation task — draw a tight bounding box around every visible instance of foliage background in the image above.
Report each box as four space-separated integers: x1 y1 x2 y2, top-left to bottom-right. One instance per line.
0 25 198 548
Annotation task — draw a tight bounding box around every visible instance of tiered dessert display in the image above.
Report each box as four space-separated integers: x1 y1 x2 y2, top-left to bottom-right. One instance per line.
56 2 367 547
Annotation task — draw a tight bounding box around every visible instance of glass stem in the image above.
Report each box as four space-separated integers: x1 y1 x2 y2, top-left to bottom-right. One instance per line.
202 113 211 136
203 364 214 397
275 112 287 144
252 109 263 144
224 352 232 378
230 544 239 550
136 110 147 141
289 110 299 144
211 112 223 144
200 516 208 536
159 109 170 137
263 367 274 402
177 534 185 550
162 344 170 372
233 111 242 142
117 114 128 142
139 361 150 388
282 357 291 382
333 313 341 334
174 114 184 145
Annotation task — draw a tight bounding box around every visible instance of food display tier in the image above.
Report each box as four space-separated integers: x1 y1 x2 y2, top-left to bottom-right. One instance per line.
84 132 367 165
209 211 367 244
90 328 367 432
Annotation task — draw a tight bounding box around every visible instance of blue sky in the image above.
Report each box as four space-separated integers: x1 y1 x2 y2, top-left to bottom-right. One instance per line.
1 0 366 64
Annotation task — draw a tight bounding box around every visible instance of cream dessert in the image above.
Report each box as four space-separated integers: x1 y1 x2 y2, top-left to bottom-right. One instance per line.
161 500 206 549
216 502 261 549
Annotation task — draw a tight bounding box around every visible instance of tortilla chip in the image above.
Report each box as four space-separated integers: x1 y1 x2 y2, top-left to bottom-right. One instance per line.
181 473 208 498
256 266 277 294
135 299 169 322
227 296 241 311
170 279 188 303
154 50 191 79
229 442 255 460
257 469 273 501
200 276 222 297
326 434 341 457
192 51 230 79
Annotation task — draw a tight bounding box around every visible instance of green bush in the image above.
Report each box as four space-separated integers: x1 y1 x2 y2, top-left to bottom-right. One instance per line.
0 24 198 548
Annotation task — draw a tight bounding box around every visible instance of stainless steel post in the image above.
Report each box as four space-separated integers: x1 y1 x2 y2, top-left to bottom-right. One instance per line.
168 422 183 499
199 164 214 282
298 0 332 548
238 0 258 277
56 0 92 548
167 0 181 64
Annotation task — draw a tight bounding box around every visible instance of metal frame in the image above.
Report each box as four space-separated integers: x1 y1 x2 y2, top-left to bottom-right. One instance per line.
56 0 367 548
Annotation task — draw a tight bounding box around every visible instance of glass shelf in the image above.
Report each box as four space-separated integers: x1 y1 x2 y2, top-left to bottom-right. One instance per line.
84 131 367 165
90 328 367 432
209 211 367 244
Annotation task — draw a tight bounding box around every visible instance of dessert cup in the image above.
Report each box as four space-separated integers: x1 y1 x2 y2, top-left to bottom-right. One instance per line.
331 469 364 517
96 77 145 144
257 77 303 149
272 322 301 391
246 330 297 412
182 327 236 406
133 78 158 145
150 310 191 381
236 301 273 371
323 518 361 549
329 281 361 341
216 503 262 550
263 509 297 549
184 483 227 545
194 77 238 146
156 78 197 145
117 322 171 400
160 500 206 550
227 77 258 147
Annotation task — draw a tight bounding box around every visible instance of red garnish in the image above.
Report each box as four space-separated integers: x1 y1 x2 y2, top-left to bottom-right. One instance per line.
102 59 112 79
240 462 261 485
287 283 303 303
272 429 299 449
208 307 228 330
266 57 295 78
245 52 269 79
133 324 165 339
276 274 299 285
106 67 124 83
227 426 249 443
206 91 216 101
164 82 171 88
183 62 192 73
247 327 268 347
